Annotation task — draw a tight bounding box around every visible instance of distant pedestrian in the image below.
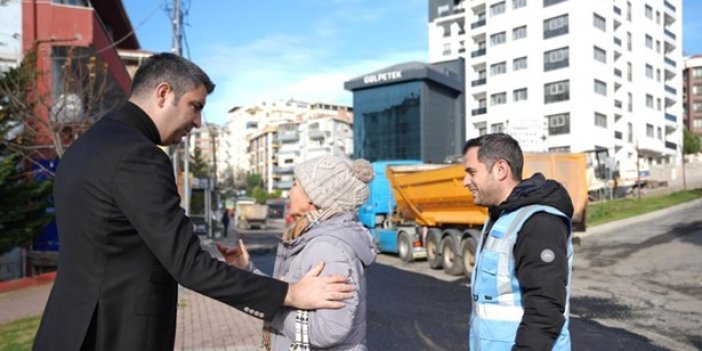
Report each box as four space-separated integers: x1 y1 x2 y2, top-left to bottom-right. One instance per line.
221 208 231 237
463 133 574 350
33 53 354 351
219 155 376 350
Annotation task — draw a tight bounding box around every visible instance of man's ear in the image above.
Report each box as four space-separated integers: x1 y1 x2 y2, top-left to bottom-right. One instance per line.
494 159 511 181
155 82 172 108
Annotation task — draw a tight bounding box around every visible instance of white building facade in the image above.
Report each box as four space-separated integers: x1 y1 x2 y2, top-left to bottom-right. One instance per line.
218 99 353 194
428 0 683 177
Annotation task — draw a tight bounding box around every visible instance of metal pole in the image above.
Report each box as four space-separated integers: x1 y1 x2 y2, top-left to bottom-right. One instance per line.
171 0 190 215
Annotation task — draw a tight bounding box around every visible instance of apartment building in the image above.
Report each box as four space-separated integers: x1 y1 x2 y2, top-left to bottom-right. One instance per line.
428 0 683 177
683 55 702 138
218 99 353 194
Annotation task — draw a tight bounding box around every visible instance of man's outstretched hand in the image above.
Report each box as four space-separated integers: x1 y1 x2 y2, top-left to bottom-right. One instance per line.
284 262 355 310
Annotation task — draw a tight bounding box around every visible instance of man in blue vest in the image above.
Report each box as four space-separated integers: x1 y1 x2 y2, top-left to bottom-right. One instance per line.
463 133 574 350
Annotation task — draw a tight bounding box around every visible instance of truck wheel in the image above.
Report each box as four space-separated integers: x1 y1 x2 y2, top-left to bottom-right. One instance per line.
397 232 413 263
441 235 463 276
460 237 477 277
426 230 442 269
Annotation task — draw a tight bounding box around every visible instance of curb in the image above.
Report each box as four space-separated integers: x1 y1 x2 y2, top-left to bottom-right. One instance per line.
0 271 56 294
576 197 702 240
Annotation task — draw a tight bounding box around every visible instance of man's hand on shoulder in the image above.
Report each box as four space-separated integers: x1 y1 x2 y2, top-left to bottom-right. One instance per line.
284 262 354 310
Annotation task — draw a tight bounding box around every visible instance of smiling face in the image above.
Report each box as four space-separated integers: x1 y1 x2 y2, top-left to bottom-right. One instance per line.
463 146 503 207
157 83 207 145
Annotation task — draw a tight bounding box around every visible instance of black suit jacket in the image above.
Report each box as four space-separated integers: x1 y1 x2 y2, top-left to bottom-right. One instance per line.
33 102 287 351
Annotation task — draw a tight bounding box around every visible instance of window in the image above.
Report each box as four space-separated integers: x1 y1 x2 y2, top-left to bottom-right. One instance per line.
491 62 507 75
646 94 654 108
594 80 607 96
646 123 654 138
626 1 632 21
544 0 567 7
627 92 633 112
645 4 653 20
693 102 702 112
491 123 505 133
491 1 506 16
593 13 606 31
442 43 451 56
657 127 662 140
544 80 570 104
594 112 607 128
544 14 569 39
544 47 569 71
627 62 632 82
549 146 571 152
491 92 507 105
694 68 702 78
513 57 528 71
645 34 653 49
491 32 506 46
627 32 632 51
656 11 660 24
594 46 606 63
694 119 702 129
514 88 528 102
693 84 702 95
546 113 570 135
513 25 527 40
513 0 526 9
657 98 661 111
656 40 661 53
478 126 488 135
656 69 661 82
645 64 653 79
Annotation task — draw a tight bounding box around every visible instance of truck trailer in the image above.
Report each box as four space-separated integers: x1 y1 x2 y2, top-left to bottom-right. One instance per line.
358 153 588 276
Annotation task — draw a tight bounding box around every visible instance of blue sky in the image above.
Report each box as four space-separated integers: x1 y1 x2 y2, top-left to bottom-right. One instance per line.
123 0 702 125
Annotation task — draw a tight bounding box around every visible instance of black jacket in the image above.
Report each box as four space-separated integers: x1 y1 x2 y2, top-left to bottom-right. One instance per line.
486 173 573 351
33 102 287 351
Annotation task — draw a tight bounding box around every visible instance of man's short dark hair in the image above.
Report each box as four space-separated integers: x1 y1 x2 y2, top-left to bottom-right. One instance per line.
463 133 523 181
130 53 215 101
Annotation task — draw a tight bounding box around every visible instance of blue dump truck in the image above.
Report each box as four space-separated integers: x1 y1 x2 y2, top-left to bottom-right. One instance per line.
359 155 589 276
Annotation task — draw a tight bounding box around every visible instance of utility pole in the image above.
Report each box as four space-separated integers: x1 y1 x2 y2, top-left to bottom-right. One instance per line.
171 0 190 215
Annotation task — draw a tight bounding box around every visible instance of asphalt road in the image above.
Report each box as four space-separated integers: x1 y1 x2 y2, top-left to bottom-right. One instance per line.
221 200 702 350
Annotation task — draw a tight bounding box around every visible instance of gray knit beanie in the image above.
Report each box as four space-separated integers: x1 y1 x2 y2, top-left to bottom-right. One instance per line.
293 155 374 211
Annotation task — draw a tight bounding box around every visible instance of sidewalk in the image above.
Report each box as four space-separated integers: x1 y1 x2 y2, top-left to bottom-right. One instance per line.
0 239 266 351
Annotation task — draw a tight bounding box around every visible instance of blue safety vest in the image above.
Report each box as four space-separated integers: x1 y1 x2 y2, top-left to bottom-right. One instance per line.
469 204 573 351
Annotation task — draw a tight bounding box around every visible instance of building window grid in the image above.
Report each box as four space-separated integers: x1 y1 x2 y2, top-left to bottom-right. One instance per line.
491 62 507 76
646 123 654 138
645 34 653 49
491 1 506 16
513 0 527 9
491 92 507 105
513 25 527 40
544 47 569 71
514 88 528 102
544 14 569 39
645 64 653 79
513 56 528 71
593 13 606 31
646 94 654 108
544 80 570 104
594 46 606 63
645 4 653 20
491 32 507 46
595 112 608 128
594 79 607 96
546 113 570 135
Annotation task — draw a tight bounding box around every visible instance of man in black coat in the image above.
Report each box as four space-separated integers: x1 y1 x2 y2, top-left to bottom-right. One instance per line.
33 53 353 351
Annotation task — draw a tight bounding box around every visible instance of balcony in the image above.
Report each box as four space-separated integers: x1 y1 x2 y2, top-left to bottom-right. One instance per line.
278 132 299 142
544 26 568 39
471 48 486 58
665 113 677 123
544 60 569 71
471 19 486 29
665 85 677 95
613 5 621 15
458 47 466 54
665 85 677 106
274 166 294 174
664 28 676 40
664 1 676 25
472 107 487 116
308 130 329 140
471 78 486 87
544 0 567 7
665 141 677 150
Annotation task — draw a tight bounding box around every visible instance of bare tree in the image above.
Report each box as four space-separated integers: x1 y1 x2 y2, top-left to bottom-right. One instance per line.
0 45 124 177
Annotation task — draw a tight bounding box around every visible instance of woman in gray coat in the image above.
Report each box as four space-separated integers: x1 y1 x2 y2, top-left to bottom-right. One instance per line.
219 155 377 350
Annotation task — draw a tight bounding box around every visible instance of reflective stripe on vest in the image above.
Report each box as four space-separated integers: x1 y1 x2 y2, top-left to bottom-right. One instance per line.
469 204 573 351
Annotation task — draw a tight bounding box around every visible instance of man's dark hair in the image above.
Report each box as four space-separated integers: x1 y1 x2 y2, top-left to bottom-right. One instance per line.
130 53 215 101
463 133 523 181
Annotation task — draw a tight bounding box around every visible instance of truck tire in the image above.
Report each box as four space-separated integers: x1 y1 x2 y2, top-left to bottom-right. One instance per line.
426 229 442 269
460 237 477 277
397 231 413 263
441 234 463 276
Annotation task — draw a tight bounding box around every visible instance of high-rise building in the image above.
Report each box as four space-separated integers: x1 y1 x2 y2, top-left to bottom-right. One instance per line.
683 55 702 139
428 0 683 180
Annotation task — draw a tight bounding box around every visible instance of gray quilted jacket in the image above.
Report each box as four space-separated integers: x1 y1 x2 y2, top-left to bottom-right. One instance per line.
258 212 376 351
